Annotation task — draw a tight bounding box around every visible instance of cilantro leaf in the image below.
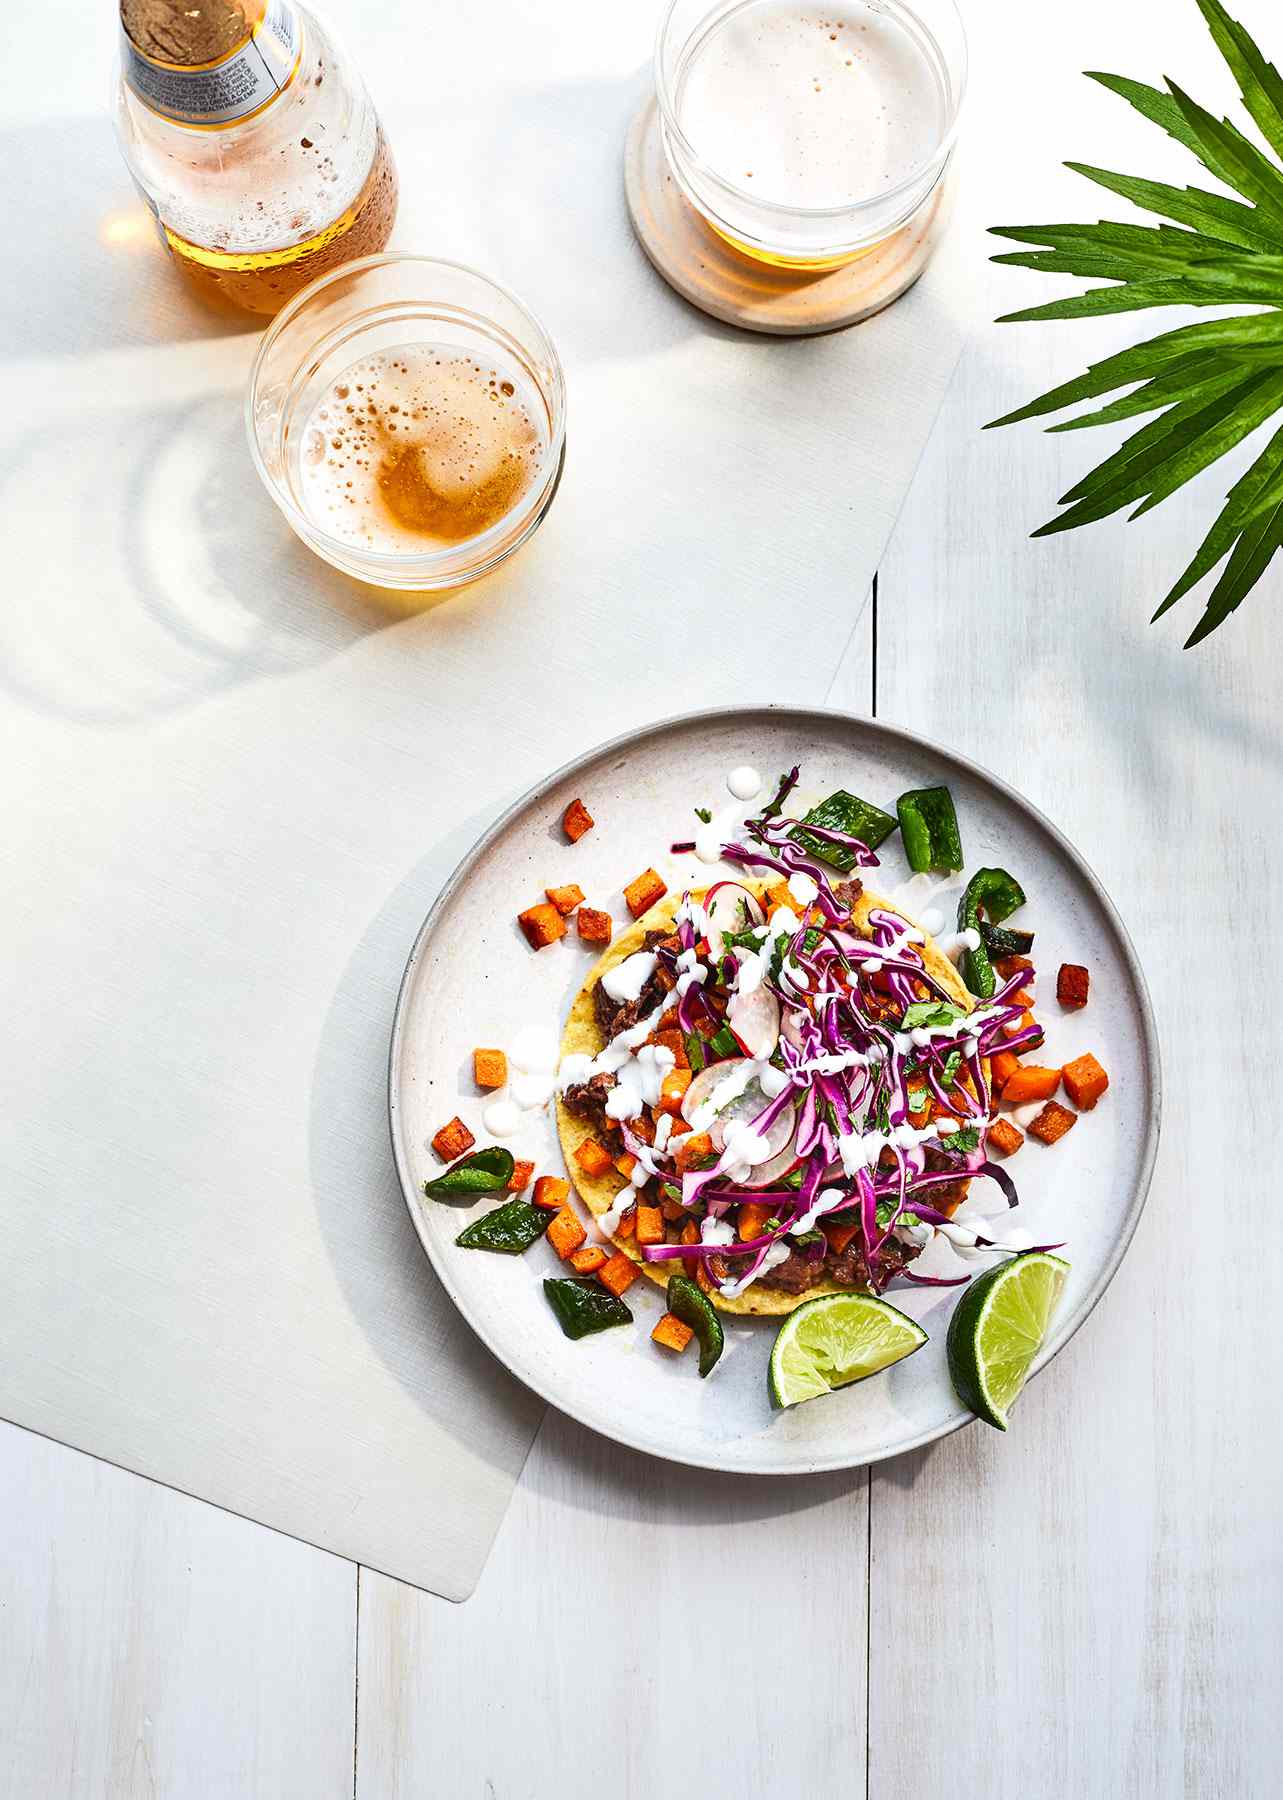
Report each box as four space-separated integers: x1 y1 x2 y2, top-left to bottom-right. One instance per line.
900 1000 964 1031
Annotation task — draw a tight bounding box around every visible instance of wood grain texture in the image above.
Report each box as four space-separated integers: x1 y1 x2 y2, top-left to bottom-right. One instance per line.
0 1422 355 1800
866 1 1283 1793
355 1408 868 1800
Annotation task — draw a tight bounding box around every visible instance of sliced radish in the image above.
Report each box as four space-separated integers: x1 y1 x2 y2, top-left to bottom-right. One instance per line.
728 984 780 1059
680 1058 795 1154
711 1091 796 1159
703 881 766 945
742 1142 802 1189
680 1056 748 1125
781 1007 809 1051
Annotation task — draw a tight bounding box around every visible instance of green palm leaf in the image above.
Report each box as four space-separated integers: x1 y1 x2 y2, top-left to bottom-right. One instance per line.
987 314 1283 429
1154 420 1283 614
1188 494 1283 642
1193 0 1283 162
1064 161 1277 250
1032 371 1283 535
1049 355 1246 431
990 0 1283 641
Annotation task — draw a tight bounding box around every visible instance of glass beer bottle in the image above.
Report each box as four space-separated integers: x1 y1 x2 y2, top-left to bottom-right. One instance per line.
113 0 398 316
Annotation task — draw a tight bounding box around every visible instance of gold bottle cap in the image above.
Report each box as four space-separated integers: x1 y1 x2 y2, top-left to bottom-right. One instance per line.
120 1 265 68
119 0 298 126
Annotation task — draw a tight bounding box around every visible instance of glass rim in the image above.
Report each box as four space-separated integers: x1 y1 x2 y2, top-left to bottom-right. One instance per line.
652 0 968 223
245 251 567 574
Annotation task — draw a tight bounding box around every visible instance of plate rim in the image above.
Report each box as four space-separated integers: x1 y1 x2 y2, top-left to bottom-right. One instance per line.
387 703 1163 1474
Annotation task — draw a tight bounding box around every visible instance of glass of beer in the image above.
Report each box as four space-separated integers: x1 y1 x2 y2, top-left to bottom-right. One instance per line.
654 0 966 268
247 255 566 589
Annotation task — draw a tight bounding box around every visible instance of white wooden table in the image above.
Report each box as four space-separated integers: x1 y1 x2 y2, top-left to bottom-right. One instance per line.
4 1 1281 1794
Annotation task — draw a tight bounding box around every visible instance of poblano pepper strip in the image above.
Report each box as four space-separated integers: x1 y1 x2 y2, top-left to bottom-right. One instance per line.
666 1273 725 1377
896 785 964 872
423 1145 515 1203
707 1024 740 1060
455 1198 550 1254
958 867 1028 998
543 1278 633 1340
978 919 1035 957
791 789 897 869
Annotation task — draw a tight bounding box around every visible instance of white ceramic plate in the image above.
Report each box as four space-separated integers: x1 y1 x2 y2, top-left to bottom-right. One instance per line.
388 707 1160 1473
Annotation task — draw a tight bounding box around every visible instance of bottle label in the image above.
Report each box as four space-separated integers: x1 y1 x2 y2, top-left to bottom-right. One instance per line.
122 0 302 129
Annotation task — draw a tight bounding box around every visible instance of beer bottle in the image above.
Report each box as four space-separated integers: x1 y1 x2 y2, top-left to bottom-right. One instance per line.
113 0 398 316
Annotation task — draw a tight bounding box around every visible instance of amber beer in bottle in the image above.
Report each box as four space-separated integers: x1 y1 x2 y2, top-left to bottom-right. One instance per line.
113 0 397 315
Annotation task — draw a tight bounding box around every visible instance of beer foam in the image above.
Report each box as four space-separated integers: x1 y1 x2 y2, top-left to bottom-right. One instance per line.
295 346 547 554
675 0 948 211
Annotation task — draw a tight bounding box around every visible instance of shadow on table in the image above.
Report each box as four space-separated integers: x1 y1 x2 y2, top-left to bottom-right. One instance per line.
307 800 547 1498
1 114 256 360
0 384 412 725
0 116 452 727
522 1408 950 1525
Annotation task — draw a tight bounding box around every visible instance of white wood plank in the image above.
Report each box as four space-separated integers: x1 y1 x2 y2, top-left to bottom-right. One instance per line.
824 582 876 715
0 1421 356 1800
867 1 1283 1793
355 1409 868 1800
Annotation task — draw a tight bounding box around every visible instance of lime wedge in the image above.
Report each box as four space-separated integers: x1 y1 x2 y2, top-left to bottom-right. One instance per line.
946 1252 1069 1430
769 1293 927 1409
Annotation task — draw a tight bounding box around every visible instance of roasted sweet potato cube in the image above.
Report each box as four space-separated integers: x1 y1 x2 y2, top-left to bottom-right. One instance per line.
547 1207 588 1260
472 1048 507 1090
431 1116 475 1161
765 880 793 915
679 1217 701 1275
569 1245 608 1275
576 907 613 945
545 883 585 916
1000 1065 1062 1105
737 1202 772 1241
995 955 1034 981
1057 962 1090 1009
822 1219 859 1255
574 1137 614 1177
695 1259 718 1298
532 1175 571 1210
651 1027 689 1069
673 1130 715 1175
634 1204 665 1246
652 1312 694 1353
623 868 668 919
613 1151 638 1180
508 1159 536 1192
614 1207 637 1240
1003 1009 1043 1044
517 902 566 950
1062 1052 1109 1110
1027 1101 1078 1146
1009 987 1035 1010
562 797 595 842
986 1117 1025 1158
990 1049 1021 1094
598 1251 639 1296
657 1068 693 1115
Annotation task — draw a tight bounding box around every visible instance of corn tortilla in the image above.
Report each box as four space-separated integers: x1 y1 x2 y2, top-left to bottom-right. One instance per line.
556 880 979 1317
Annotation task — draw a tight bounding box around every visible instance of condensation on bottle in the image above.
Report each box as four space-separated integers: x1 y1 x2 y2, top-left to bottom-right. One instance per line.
113 0 398 316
